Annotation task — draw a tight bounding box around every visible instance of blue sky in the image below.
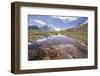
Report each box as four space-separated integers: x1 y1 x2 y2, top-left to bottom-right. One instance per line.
28 15 88 30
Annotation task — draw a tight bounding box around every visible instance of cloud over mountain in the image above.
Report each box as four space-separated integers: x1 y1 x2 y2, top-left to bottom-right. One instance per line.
28 15 88 30
33 20 46 25
51 16 79 23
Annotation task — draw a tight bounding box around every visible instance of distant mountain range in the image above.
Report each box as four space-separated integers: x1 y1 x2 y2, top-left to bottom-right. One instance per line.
28 20 88 32
67 23 88 32
28 25 40 31
28 24 55 32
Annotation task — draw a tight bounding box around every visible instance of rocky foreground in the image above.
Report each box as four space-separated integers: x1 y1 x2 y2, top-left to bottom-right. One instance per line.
28 35 87 60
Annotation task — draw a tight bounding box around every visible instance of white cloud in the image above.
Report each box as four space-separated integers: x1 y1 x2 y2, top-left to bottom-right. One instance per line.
33 20 46 25
83 19 88 24
51 16 79 23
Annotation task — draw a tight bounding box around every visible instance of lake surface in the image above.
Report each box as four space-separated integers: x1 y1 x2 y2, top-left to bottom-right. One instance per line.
28 34 88 60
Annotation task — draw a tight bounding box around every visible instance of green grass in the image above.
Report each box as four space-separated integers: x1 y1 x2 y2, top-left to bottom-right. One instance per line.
28 30 87 45
61 31 87 45
28 31 58 42
28 31 44 42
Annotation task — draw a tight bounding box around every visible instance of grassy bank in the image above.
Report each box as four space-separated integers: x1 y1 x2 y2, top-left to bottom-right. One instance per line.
62 32 87 45
28 30 87 45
